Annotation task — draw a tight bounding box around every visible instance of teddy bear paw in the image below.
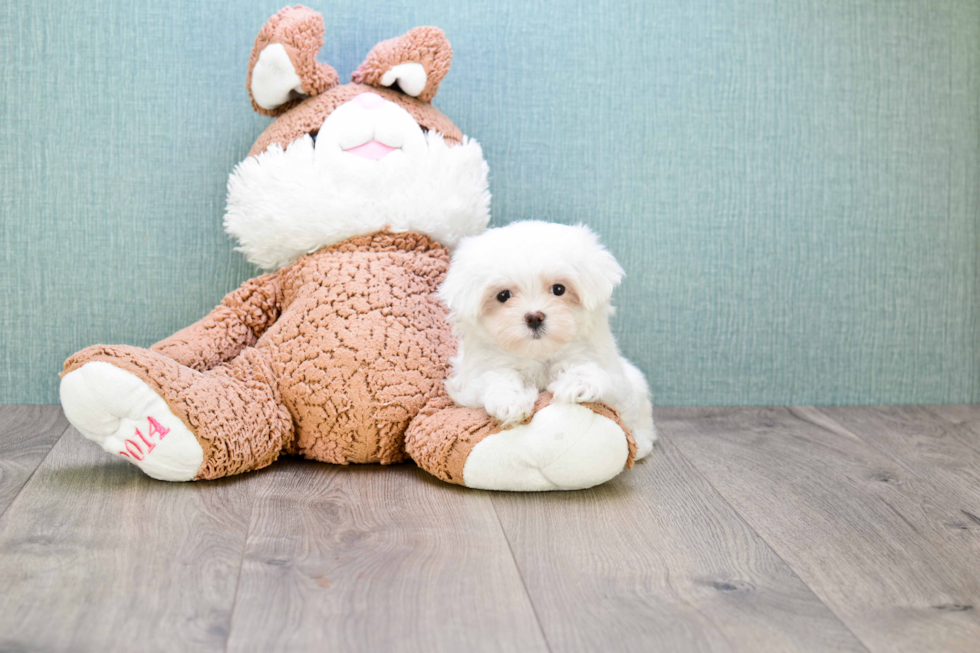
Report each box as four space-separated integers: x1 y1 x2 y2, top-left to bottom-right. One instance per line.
462 402 629 491
60 362 203 481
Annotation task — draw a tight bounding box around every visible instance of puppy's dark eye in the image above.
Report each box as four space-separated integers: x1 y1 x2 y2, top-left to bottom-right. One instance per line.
496 290 512 303
551 284 566 296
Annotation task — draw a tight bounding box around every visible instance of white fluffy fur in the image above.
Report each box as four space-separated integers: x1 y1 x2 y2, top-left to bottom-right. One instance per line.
225 131 491 270
440 221 658 460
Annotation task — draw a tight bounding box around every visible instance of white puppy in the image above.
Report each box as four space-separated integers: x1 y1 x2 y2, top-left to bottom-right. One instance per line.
439 221 658 460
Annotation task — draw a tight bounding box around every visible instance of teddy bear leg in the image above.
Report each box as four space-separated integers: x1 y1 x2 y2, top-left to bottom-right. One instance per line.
405 394 637 491
61 358 204 481
61 345 293 481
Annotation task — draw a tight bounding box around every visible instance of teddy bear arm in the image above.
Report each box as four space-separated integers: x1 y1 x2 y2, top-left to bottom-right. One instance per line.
151 271 284 372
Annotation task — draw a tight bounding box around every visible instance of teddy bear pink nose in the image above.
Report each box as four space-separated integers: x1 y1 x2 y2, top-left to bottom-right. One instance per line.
352 92 386 110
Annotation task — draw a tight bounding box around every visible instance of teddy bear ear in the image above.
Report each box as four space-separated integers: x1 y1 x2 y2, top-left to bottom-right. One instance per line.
351 27 453 103
246 6 339 117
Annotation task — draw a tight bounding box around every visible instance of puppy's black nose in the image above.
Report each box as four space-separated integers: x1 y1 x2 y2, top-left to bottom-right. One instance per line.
525 312 546 329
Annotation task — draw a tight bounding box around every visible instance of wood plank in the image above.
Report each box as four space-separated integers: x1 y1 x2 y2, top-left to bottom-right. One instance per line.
225 460 549 653
662 406 980 653
923 405 980 433
490 434 867 653
0 427 261 652
813 405 980 515
0 405 69 520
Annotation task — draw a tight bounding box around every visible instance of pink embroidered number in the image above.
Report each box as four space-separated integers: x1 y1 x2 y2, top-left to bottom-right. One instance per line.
118 416 170 461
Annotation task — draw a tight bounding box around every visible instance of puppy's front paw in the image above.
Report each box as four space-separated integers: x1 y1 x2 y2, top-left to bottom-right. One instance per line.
484 386 538 427
549 371 607 404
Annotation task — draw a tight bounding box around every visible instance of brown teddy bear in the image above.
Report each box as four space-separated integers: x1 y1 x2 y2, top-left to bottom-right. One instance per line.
59 6 636 490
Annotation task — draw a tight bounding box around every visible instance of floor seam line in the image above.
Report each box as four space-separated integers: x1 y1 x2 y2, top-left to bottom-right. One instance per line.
659 423 875 653
805 406 980 514
919 405 980 454
222 483 260 653
489 496 554 653
0 418 72 525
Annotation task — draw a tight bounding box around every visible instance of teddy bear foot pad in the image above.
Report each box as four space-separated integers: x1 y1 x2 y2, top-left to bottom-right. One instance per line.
462 403 630 491
60 362 204 481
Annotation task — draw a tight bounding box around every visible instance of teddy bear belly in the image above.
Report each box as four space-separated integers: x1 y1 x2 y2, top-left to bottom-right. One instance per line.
260 290 454 465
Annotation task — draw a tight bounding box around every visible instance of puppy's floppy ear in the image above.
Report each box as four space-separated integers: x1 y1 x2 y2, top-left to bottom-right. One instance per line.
569 225 625 311
438 242 487 325
352 27 452 102
247 6 339 116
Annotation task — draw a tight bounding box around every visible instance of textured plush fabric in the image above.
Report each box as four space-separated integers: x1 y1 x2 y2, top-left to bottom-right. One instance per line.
63 344 293 479
352 26 453 102
406 392 637 486
5 0 979 406
151 272 284 372
248 84 462 157
246 5 339 116
64 232 457 477
244 6 461 153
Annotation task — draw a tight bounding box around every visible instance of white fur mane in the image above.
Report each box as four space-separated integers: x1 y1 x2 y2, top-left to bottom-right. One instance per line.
224 132 491 270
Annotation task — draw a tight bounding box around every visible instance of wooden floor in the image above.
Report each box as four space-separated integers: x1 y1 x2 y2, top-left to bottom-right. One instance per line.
1 406 979 652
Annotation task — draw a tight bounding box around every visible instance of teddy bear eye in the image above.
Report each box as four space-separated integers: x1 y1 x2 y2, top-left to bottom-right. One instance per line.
496 290 512 303
551 284 565 296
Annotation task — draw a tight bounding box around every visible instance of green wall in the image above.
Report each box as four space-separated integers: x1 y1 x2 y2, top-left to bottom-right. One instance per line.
1 0 977 405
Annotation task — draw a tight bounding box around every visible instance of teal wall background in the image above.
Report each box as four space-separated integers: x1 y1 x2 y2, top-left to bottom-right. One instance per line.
1 0 978 405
